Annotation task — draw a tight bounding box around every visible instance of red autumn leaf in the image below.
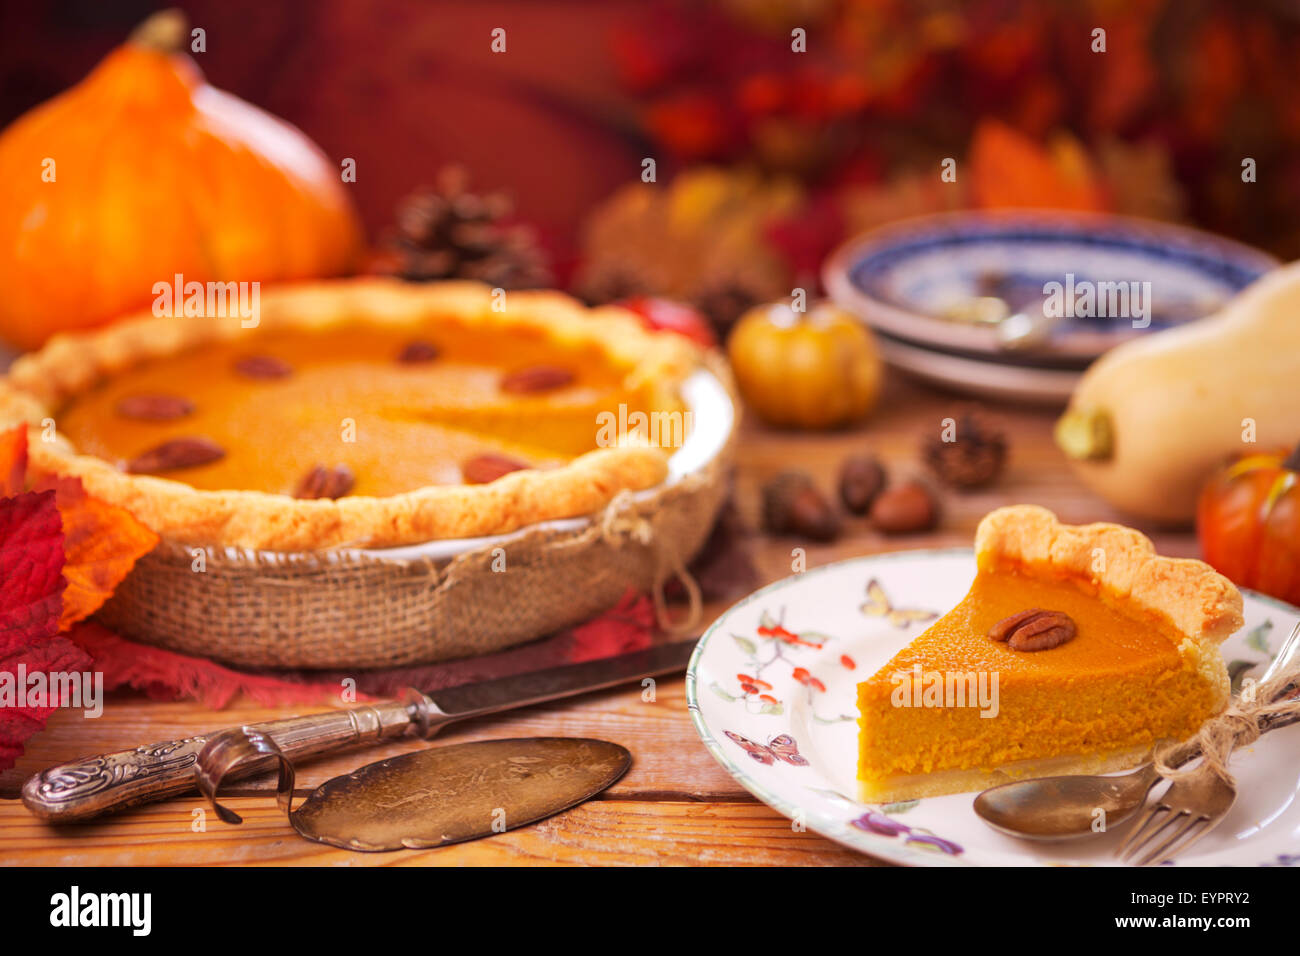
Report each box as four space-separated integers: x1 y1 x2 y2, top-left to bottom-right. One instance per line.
0 635 93 770
0 425 25 496
645 93 736 160
0 490 64 657
33 475 159 629
566 589 654 662
763 195 845 283
0 488 92 770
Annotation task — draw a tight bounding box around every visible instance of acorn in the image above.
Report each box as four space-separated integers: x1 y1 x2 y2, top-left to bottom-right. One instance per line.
762 471 841 542
921 406 1008 489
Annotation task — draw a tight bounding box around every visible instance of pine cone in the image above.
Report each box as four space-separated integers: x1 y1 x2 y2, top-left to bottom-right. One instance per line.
921 406 1008 489
382 167 553 290
574 264 655 307
694 277 765 338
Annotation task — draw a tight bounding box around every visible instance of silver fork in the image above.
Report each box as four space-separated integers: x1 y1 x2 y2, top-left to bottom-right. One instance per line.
1116 620 1300 866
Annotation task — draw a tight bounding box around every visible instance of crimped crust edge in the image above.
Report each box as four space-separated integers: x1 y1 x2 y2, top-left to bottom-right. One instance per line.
0 279 707 550
974 504 1243 648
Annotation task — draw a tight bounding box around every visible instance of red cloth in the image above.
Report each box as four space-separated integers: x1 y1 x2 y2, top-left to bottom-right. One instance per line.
67 623 337 709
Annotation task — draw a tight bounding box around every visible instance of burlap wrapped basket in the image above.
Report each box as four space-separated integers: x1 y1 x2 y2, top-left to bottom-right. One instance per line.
95 363 737 670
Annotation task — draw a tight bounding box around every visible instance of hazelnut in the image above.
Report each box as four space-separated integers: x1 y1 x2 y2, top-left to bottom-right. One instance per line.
839 455 886 515
869 481 939 535
762 471 841 542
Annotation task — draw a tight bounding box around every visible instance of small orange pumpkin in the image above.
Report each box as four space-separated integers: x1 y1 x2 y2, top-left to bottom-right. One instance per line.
0 9 362 350
1197 444 1300 606
727 300 882 429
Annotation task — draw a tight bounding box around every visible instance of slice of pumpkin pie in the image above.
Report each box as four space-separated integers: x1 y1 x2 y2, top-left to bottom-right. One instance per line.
857 505 1240 803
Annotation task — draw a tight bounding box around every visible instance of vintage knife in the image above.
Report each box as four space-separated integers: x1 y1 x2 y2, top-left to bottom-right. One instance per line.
21 639 698 823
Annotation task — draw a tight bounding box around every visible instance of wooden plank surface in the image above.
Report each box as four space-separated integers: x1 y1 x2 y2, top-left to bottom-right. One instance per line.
0 374 1197 865
0 680 745 801
0 797 873 867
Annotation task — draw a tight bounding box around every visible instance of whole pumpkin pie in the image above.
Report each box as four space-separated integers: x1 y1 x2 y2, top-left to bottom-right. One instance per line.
0 280 702 550
857 505 1240 803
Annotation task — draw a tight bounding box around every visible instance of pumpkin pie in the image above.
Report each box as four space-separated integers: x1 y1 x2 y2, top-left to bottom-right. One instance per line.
0 280 702 550
857 505 1240 803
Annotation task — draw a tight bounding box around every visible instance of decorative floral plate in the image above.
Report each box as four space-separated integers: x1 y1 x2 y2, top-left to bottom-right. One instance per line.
686 549 1300 867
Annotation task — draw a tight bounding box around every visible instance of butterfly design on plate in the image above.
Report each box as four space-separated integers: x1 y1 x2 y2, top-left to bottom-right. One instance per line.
861 578 938 629
723 731 809 766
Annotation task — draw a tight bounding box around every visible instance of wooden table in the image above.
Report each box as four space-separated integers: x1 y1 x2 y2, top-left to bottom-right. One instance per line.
0 375 1196 866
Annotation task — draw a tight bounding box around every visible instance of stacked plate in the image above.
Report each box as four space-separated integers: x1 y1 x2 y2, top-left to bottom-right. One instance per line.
823 211 1278 404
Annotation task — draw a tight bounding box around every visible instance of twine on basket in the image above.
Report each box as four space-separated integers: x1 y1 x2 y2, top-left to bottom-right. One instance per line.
1155 665 1300 785
599 487 703 635
97 465 726 668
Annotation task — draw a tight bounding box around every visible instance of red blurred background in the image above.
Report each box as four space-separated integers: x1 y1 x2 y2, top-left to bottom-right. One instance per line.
4 0 1298 302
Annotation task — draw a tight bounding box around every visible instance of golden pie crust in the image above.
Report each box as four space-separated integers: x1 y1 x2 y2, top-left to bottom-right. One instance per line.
0 280 703 550
974 505 1243 650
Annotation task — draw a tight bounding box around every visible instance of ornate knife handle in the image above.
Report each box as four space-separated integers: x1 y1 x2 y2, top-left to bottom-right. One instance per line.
21 690 442 823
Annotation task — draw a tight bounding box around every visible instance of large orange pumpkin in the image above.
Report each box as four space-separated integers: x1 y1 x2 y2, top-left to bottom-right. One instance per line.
0 10 362 350
1197 444 1300 607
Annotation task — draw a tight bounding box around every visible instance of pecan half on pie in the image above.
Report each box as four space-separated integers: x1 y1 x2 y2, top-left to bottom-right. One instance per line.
0 280 702 550
856 505 1241 803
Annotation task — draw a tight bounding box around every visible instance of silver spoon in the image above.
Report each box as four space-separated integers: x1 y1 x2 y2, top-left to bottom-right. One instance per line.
973 621 1300 840
996 310 1064 351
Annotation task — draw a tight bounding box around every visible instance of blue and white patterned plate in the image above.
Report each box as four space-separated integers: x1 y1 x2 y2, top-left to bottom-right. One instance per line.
824 211 1278 365
686 549 1300 867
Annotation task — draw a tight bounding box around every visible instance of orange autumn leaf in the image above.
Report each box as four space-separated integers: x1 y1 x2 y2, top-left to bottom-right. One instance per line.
2 426 157 627
36 475 159 629
968 119 1108 212
0 425 25 496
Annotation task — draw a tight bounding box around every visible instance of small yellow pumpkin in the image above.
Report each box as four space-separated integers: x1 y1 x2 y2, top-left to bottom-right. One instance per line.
727 300 883 429
0 9 362 350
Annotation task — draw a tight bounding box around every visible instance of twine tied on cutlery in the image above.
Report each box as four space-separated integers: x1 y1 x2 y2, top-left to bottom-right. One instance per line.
1155 667 1300 785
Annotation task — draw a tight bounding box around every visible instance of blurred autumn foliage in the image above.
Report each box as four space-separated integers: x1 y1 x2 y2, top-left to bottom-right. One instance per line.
570 0 1300 326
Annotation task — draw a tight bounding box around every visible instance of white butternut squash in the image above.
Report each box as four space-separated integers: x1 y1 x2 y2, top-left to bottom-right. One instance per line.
1055 261 1300 525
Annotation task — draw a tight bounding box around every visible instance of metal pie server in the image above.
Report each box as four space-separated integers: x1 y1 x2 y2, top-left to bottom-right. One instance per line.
21 639 698 823
288 737 632 851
